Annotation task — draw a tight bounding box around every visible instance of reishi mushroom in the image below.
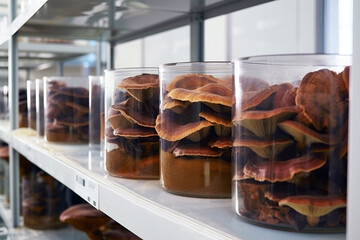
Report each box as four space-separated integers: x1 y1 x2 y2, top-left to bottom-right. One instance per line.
279 195 346 226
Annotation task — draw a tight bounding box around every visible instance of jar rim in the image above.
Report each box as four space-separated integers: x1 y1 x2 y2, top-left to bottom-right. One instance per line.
160 61 232 68
236 54 352 67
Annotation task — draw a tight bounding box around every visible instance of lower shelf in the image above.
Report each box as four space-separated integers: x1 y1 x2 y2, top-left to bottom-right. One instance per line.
0 196 88 240
9 130 346 240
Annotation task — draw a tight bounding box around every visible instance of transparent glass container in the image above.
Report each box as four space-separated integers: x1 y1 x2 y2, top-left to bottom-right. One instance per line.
232 54 350 231
36 79 44 137
19 87 28 128
104 68 159 179
22 167 67 229
44 77 89 143
89 76 103 150
1 85 8 120
158 62 232 198
27 80 36 130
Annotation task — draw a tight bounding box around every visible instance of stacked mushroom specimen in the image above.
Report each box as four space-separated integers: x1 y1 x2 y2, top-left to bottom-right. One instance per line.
105 73 160 179
156 73 232 197
45 80 89 143
233 67 348 230
60 204 141 240
22 170 67 229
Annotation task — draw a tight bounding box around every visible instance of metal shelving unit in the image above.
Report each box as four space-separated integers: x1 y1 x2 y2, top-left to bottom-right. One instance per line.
0 0 357 239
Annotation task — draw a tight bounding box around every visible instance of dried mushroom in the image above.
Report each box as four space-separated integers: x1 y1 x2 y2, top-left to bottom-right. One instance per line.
279 195 346 226
233 106 302 137
240 85 278 111
166 73 219 92
296 69 348 132
112 98 157 128
278 120 337 145
243 154 326 182
113 126 158 138
233 138 293 159
209 136 232 148
172 144 224 157
161 96 190 113
168 83 232 107
155 110 213 142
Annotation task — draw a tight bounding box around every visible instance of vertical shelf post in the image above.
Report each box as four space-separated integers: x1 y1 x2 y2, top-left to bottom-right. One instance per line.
8 0 20 228
58 61 64 76
190 0 204 62
347 1 359 239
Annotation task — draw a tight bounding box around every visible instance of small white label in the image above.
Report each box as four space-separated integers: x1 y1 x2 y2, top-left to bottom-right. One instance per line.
74 171 99 209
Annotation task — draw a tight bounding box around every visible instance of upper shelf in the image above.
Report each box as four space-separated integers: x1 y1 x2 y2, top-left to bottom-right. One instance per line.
2 0 274 45
6 127 346 240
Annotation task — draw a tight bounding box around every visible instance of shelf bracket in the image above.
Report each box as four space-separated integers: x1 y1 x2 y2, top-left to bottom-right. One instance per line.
190 12 204 62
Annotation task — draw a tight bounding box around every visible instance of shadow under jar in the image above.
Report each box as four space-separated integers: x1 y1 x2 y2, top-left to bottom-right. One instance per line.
105 68 159 179
232 54 350 232
157 62 233 198
44 77 89 143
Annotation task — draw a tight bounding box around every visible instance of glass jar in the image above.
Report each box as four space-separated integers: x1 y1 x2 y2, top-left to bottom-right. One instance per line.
89 76 103 150
158 62 232 198
232 54 350 231
19 87 28 128
0 85 8 120
27 80 36 130
22 167 67 229
104 68 159 179
36 79 44 137
44 77 89 143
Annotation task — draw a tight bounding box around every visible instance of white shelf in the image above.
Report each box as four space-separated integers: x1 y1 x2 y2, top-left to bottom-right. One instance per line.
5 129 345 240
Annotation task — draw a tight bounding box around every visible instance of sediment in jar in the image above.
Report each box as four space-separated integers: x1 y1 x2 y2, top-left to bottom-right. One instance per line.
233 67 349 230
157 73 233 197
106 73 160 179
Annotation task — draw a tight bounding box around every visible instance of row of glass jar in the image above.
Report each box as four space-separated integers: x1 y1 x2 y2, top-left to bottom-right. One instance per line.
2 55 351 232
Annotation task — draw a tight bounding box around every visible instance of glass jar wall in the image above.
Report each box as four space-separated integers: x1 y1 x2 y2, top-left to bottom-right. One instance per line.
36 79 44 137
44 77 89 143
158 62 232 198
232 54 350 231
27 80 36 130
104 68 159 179
89 76 103 150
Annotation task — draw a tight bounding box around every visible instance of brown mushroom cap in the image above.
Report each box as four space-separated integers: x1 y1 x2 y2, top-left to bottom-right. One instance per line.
279 195 346 226
112 98 157 128
117 74 159 90
65 101 89 114
233 138 293 159
161 95 190 113
240 85 278 111
243 154 326 182
168 83 232 107
166 73 220 92
105 126 118 139
107 113 133 130
232 167 251 180
209 136 232 148
155 110 214 141
56 116 89 128
172 144 224 157
273 83 297 108
0 146 9 158
278 120 337 145
60 204 110 232
48 93 68 105
199 108 231 127
338 66 350 92
233 106 302 137
50 86 89 98
239 76 269 92
296 69 347 131
113 126 158 138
